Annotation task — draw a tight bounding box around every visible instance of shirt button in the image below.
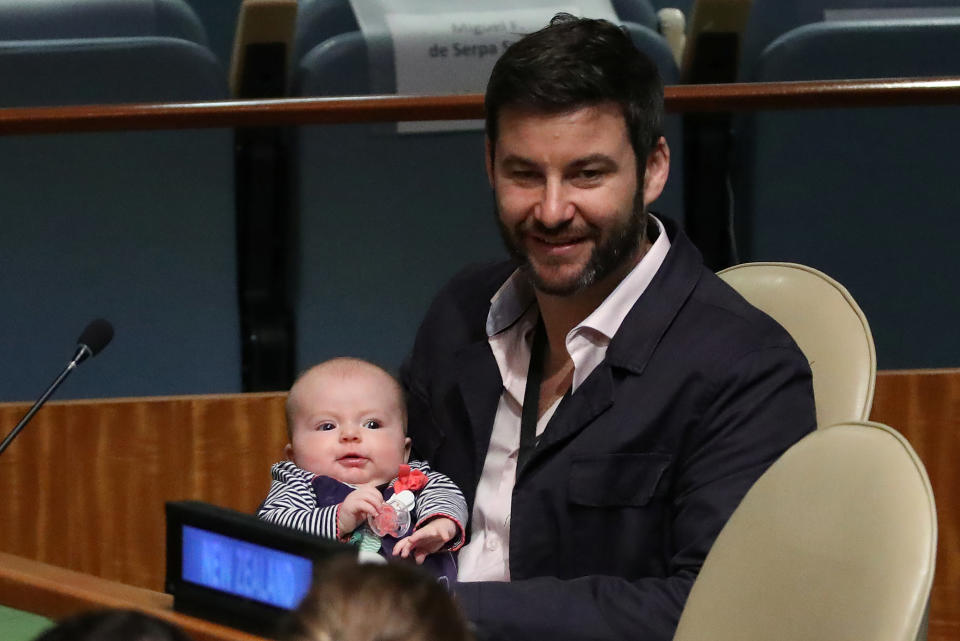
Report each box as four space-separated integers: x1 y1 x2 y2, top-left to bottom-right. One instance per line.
485 537 499 551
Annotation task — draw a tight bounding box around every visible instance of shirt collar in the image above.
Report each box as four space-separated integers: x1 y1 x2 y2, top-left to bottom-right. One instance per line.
574 214 670 342
486 267 535 337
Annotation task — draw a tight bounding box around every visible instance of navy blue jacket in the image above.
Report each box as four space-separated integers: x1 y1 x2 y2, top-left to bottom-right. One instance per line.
401 220 815 641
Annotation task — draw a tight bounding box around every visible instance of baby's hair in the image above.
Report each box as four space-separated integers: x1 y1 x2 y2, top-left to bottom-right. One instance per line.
283 557 473 641
285 357 408 439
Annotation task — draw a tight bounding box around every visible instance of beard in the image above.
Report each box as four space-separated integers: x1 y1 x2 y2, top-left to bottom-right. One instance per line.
496 196 647 297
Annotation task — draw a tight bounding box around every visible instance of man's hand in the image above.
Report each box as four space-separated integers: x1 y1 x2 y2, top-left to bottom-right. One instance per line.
337 486 384 536
392 516 458 564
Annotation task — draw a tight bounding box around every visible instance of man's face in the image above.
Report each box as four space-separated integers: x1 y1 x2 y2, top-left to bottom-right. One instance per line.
489 102 666 297
286 364 410 486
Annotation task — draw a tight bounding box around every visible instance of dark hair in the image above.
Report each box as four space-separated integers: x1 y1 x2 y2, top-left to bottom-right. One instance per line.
283 558 472 641
485 13 664 167
33 610 193 641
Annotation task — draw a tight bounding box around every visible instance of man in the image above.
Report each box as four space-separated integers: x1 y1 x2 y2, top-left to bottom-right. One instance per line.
401 14 815 641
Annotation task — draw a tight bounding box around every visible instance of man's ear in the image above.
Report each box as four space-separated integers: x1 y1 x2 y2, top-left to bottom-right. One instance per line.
284 443 295 461
642 137 670 208
485 136 495 188
402 436 412 463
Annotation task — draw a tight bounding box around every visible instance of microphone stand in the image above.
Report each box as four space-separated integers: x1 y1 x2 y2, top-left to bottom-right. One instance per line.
0 345 91 456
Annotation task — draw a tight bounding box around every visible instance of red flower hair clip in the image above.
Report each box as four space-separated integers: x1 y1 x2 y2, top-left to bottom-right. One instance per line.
393 464 428 492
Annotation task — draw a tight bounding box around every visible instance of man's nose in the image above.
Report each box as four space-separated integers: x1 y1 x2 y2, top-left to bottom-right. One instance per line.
534 177 575 228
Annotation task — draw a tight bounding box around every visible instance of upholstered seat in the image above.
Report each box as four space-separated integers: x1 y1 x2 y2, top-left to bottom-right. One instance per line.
673 421 937 641
718 262 875 429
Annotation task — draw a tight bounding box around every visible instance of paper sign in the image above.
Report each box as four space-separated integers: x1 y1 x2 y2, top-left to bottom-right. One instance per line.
349 1 618 133
391 7 578 132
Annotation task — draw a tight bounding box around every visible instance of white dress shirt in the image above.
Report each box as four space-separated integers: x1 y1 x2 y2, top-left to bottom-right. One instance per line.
457 215 671 581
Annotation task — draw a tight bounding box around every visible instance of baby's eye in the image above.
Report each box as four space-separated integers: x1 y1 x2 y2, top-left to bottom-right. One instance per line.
315 422 336 431
363 419 382 430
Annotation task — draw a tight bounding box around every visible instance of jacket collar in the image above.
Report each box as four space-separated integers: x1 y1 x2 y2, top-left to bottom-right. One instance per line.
604 217 703 376
451 217 703 474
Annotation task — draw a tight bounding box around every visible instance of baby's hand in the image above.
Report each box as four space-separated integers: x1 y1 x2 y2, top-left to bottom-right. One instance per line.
393 516 458 564
337 486 384 536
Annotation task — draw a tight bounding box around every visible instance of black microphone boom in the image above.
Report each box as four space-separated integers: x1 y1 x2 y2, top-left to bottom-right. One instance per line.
0 319 114 456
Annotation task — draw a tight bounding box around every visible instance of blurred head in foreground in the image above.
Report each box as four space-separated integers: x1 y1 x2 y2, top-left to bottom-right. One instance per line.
284 557 473 641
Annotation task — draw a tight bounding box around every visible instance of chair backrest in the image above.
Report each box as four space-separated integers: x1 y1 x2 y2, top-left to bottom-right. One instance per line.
739 0 960 79
0 2 240 400
289 24 682 373
717 262 875 429
673 421 937 641
182 0 245 68
0 0 210 44
731 18 960 369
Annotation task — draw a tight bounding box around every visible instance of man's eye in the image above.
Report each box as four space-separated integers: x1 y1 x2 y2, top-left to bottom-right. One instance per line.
576 168 603 181
363 419 382 430
316 422 335 431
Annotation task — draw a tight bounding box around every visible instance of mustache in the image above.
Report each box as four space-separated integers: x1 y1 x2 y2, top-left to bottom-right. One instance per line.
519 218 597 239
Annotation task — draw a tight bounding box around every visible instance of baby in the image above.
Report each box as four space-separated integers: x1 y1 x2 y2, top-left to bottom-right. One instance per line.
258 357 467 572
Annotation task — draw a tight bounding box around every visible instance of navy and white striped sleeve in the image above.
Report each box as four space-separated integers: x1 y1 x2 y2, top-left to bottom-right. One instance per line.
257 460 341 539
406 459 468 550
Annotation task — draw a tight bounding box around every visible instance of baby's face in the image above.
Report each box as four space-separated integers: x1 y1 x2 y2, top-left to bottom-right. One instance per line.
287 364 410 486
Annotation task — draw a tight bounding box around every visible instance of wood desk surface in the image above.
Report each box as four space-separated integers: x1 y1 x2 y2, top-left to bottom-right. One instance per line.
0 552 265 641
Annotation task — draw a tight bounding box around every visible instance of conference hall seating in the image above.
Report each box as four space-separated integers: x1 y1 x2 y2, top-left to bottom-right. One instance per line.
0 5 957 639
732 17 960 368
0 0 242 401
739 0 960 79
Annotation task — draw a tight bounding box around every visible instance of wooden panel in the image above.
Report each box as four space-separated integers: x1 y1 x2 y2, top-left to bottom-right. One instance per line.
0 552 263 641
871 369 960 641
1 77 960 136
0 393 288 592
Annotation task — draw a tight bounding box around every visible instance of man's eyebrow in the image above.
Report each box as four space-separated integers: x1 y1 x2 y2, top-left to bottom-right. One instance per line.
499 154 537 167
499 153 618 168
569 153 617 168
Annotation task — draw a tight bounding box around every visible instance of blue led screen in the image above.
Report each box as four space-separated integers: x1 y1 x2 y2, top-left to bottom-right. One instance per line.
181 525 314 610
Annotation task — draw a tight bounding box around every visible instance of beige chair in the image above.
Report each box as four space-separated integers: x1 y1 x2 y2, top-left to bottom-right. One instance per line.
229 0 298 97
718 262 876 428
673 421 937 641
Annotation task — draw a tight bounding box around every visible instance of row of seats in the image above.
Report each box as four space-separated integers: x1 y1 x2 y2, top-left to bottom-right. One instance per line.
734 17 960 370
1 0 958 402
0 0 681 402
0 0 241 401
264 0 960 371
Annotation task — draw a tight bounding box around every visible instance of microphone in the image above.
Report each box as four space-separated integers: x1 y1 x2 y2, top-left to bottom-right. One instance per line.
74 318 114 365
0 319 114 456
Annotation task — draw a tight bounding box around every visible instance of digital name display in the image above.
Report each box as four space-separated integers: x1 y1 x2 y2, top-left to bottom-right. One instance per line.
181 525 314 610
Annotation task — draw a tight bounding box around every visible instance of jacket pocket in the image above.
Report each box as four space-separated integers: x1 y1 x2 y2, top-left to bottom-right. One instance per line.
568 453 671 507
